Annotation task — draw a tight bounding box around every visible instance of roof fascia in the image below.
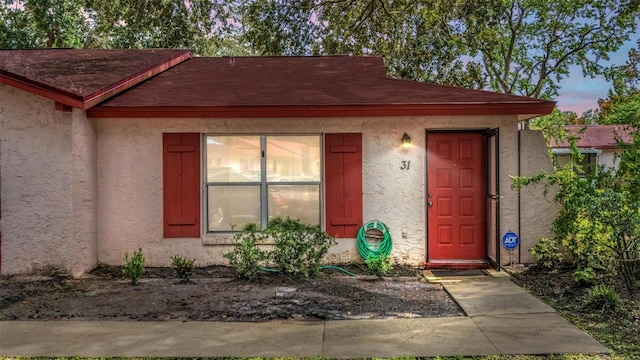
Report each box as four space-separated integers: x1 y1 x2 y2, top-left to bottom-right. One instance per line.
0 50 192 110
87 103 555 118
0 73 85 108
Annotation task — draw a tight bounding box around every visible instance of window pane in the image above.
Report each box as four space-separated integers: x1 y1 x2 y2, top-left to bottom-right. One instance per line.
208 186 261 231
206 136 261 182
555 154 571 168
267 136 320 182
268 185 320 226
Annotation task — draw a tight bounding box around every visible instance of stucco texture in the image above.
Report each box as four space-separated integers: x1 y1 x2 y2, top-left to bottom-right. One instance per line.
0 85 98 276
1 82 554 273
518 130 557 264
95 115 528 268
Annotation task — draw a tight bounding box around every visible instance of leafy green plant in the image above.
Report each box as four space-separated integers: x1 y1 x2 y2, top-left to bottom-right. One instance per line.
171 255 196 283
529 238 563 269
515 120 640 294
366 254 394 277
266 217 336 280
223 223 268 280
573 267 596 286
583 284 620 311
122 248 146 285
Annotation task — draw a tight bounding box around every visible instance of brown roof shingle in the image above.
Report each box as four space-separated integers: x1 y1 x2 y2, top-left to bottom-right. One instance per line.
0 49 191 109
1 50 555 118
551 125 634 149
91 56 555 118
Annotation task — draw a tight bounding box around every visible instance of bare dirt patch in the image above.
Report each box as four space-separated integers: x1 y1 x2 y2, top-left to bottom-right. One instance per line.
0 265 464 322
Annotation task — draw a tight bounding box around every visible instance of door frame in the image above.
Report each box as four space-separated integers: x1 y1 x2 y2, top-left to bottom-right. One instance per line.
486 128 500 270
424 129 500 268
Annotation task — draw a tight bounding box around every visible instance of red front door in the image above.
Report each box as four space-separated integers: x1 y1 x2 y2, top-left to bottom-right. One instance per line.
427 132 486 263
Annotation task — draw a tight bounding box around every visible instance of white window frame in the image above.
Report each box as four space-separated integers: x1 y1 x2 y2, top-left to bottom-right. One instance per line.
204 134 323 233
552 148 601 176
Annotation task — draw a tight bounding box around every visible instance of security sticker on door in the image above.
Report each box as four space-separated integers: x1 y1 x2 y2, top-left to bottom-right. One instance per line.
502 231 520 250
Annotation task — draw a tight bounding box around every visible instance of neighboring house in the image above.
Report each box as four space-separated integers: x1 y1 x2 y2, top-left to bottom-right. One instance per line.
0 49 555 276
551 125 633 173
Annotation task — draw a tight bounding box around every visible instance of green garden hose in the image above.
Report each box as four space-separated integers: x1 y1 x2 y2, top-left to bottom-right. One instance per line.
356 220 392 260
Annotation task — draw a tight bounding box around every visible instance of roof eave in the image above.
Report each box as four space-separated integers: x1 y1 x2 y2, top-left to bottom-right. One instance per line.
0 50 192 110
87 102 556 118
0 73 85 108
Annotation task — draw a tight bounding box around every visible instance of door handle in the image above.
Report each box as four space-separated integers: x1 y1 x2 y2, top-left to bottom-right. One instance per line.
428 201 433 208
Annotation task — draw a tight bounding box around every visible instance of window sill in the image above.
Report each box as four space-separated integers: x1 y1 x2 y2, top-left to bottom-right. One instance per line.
202 233 276 246
202 234 235 245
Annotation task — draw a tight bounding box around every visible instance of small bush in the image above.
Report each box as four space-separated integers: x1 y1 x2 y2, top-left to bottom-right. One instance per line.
223 223 268 280
583 284 620 311
266 217 336 279
529 238 563 269
223 218 336 280
122 248 146 285
573 267 596 286
366 254 394 277
171 255 196 283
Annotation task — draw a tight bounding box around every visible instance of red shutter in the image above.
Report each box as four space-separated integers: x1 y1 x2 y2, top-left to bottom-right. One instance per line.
325 133 363 238
163 133 200 238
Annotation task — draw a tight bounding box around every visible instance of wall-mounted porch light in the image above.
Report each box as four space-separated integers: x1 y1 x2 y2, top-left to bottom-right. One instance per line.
401 133 412 149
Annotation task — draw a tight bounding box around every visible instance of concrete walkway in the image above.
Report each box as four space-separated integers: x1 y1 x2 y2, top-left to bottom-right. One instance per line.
0 272 608 357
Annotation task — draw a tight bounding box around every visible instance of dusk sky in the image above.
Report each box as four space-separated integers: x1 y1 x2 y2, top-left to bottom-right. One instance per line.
555 34 638 115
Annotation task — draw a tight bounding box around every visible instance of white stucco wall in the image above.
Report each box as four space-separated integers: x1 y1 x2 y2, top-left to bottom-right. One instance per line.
96 115 523 268
519 130 556 264
0 83 544 273
599 149 620 170
0 85 98 276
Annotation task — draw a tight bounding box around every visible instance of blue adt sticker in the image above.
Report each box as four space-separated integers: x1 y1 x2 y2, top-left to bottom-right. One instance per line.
502 231 520 250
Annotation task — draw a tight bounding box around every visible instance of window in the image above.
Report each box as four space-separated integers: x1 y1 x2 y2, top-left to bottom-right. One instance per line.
552 149 600 177
205 135 321 232
162 132 362 239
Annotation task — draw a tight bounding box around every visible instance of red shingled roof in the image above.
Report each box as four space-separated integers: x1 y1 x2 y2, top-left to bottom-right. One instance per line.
1 50 554 118
90 56 554 118
551 125 634 149
0 49 191 109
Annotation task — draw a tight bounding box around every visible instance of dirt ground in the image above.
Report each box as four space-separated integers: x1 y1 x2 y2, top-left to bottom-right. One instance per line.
0 265 464 322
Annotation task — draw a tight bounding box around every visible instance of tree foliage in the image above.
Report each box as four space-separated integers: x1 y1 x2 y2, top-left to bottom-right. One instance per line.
231 0 639 98
597 40 640 123
0 0 89 48
0 0 229 55
3 0 637 98
516 111 640 293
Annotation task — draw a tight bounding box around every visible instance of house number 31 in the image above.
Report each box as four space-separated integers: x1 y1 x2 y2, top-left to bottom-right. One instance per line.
400 160 411 170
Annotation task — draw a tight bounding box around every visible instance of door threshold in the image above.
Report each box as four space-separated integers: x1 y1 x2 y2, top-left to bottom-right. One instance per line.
425 260 489 269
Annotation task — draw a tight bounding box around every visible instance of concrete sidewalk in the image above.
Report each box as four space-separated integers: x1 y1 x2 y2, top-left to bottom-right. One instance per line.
0 273 608 357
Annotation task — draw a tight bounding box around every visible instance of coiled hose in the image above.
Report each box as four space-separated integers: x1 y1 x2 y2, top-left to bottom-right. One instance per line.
258 220 392 276
356 220 392 260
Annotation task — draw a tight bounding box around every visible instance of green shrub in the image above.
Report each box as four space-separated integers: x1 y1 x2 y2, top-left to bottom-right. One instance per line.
223 223 268 280
366 254 394 277
266 217 336 280
529 238 562 269
223 218 336 280
171 255 196 283
573 267 596 286
122 248 146 285
583 284 620 311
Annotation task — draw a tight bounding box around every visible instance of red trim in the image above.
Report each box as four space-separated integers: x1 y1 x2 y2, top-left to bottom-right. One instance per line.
1 74 85 108
0 51 192 110
55 102 73 112
87 103 555 118
82 51 192 109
